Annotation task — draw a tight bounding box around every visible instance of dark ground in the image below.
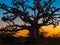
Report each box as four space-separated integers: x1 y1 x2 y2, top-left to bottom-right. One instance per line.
0 33 60 45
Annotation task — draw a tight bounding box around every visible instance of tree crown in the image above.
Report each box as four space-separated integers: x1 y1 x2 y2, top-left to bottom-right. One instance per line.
0 0 60 28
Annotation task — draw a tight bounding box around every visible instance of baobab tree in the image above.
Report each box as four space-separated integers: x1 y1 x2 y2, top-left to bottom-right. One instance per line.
0 0 60 43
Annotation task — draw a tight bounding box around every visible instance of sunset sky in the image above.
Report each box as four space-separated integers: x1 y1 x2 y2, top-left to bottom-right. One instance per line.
0 0 60 37
14 24 60 37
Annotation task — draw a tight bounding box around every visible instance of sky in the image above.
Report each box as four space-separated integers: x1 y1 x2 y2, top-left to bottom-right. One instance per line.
0 0 60 37
0 0 60 26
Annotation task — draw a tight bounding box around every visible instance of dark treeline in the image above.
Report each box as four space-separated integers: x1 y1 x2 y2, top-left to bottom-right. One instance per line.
0 31 60 45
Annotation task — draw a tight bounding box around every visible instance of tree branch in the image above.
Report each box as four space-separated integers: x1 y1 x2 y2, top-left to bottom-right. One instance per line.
0 24 30 32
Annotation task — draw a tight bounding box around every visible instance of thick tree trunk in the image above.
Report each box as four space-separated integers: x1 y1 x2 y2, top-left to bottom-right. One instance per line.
28 26 40 43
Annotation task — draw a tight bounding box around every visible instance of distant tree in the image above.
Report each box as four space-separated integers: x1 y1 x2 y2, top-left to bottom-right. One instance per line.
0 0 60 43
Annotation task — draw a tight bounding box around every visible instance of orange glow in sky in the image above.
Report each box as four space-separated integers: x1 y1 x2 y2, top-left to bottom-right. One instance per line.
41 24 60 37
13 24 60 37
13 29 29 37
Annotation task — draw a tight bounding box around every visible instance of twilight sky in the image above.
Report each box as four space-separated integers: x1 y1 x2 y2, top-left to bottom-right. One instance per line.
0 0 60 28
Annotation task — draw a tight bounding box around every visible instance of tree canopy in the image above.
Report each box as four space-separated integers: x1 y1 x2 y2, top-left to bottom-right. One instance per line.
0 0 60 27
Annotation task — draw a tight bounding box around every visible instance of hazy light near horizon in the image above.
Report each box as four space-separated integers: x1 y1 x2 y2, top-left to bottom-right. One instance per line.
12 24 60 37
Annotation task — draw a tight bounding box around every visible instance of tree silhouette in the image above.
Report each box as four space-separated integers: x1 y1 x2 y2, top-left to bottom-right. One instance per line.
0 0 60 43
